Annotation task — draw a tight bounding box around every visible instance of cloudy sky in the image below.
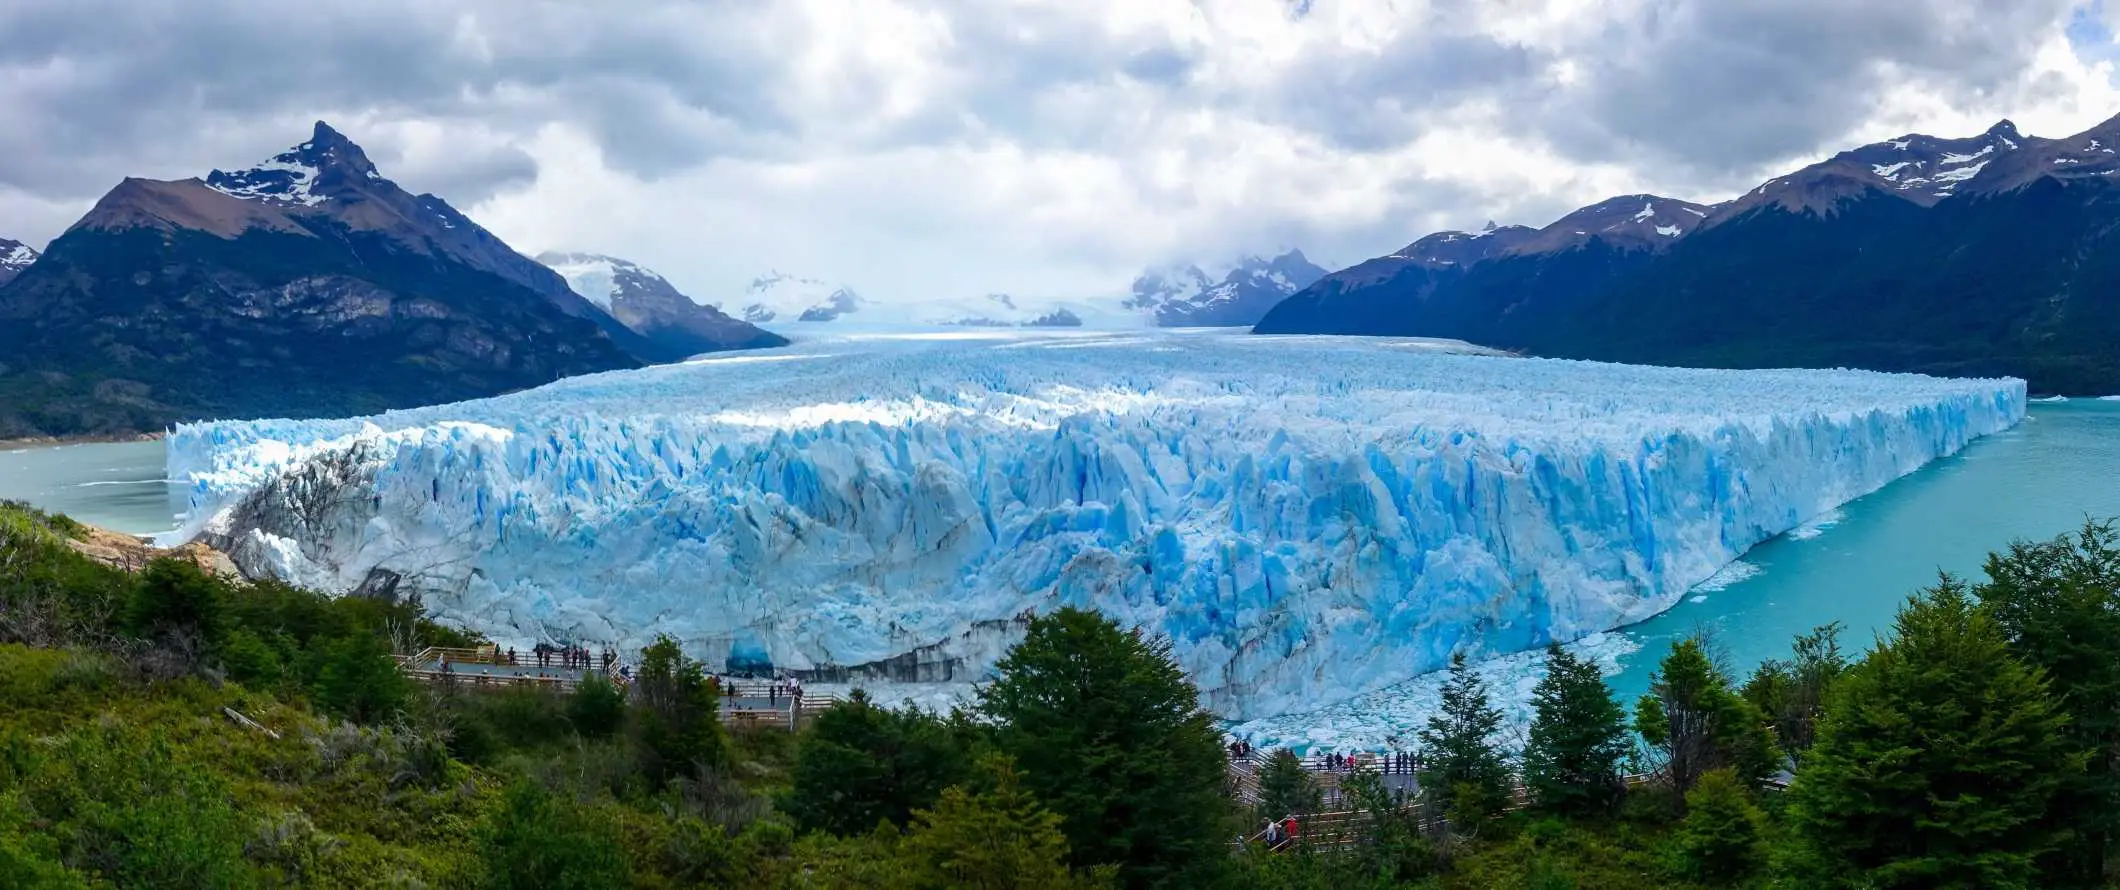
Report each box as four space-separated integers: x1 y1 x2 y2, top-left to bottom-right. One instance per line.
3 0 2119 303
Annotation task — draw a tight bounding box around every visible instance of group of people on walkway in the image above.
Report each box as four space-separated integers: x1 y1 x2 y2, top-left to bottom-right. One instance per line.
512 643 616 671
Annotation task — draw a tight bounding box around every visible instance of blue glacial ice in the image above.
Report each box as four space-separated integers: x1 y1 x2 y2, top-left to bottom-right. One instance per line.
164 328 2026 720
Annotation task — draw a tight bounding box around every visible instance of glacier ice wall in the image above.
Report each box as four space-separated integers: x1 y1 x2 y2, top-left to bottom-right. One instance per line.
165 329 2026 719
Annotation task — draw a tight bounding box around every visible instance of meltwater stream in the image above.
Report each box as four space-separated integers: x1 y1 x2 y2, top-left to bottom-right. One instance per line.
3 402 2117 749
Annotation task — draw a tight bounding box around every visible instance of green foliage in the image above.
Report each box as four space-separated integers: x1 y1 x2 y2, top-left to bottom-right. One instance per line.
478 779 630 890
1668 769 1763 882
7 722 255 888
125 557 225 647
1255 748 1322 822
783 691 973 836
899 753 1105 889
1740 622 1848 760
631 634 728 785
979 607 1229 888
312 631 409 724
1785 579 2083 888
1634 638 1777 798
1977 520 2120 887
1417 653 1513 825
1523 644 1629 817
567 671 627 739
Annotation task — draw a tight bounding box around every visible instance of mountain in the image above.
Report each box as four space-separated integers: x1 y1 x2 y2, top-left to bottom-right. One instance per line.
1256 195 1703 337
537 253 788 355
0 122 773 438
0 238 34 287
1127 249 1328 327
728 272 865 323
1254 114 2120 395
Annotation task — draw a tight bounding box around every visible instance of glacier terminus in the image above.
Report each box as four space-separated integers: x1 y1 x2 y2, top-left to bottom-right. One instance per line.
164 329 2025 720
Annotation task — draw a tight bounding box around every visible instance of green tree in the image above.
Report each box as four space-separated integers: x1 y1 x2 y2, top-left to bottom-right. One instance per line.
1668 768 1763 882
1521 644 1628 817
566 672 626 740
479 779 630 890
1255 748 1321 823
124 558 224 647
900 754 1102 890
1635 637 1775 797
1742 622 1849 760
1977 521 2120 887
978 607 1227 888
784 691 973 836
311 632 408 724
630 634 727 785
1785 579 2083 888
1417 653 1513 826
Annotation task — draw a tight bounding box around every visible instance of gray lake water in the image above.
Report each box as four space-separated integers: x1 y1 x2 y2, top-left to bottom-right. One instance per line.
0 439 177 536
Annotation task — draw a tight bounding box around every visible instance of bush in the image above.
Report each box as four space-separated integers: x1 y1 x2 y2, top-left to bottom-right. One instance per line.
1668 768 1763 882
567 673 626 740
478 779 629 890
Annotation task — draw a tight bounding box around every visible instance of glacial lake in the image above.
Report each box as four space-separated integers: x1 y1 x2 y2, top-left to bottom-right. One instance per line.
6 399 2119 747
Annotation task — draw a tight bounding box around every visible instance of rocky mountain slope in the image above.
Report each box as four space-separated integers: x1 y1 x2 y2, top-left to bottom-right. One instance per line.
0 122 776 438
0 238 35 287
538 253 789 355
1255 114 2120 394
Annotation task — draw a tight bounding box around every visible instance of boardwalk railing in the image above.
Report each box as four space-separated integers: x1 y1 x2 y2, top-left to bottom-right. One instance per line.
393 645 621 691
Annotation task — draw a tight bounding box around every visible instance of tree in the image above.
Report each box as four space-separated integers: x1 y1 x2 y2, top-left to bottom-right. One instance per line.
977 607 1228 888
630 635 727 785
1785 579 2083 888
1668 768 1763 882
311 632 407 724
1521 644 1628 817
1741 622 1849 760
1977 521 2120 887
1417 653 1513 826
479 779 630 890
566 672 626 740
784 691 973 836
899 754 1103 890
1255 748 1321 824
1635 638 1775 797
125 558 224 647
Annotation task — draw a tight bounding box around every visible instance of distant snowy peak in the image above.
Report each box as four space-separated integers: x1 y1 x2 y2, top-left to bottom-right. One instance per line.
1706 119 2035 226
1129 249 1327 327
204 121 387 208
733 271 865 323
535 251 784 354
1960 112 2120 196
536 252 664 311
0 237 36 286
1506 194 1712 255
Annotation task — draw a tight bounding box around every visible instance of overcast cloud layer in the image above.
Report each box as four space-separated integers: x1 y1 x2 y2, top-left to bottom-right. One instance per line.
2 0 2119 303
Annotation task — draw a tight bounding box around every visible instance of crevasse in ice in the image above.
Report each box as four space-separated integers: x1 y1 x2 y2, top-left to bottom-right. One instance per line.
164 329 2026 719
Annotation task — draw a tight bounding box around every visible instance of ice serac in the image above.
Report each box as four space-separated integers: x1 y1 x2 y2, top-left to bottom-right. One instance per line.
165 330 2027 720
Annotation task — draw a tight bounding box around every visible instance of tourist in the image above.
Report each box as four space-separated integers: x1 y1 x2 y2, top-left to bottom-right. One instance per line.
1263 818 1281 848
1281 815 1299 846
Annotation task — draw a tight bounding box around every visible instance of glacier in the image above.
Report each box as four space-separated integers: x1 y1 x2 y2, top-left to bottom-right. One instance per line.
164 328 2025 720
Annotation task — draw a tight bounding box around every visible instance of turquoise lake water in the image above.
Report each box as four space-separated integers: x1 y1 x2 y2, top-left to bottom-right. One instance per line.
4 401 2119 732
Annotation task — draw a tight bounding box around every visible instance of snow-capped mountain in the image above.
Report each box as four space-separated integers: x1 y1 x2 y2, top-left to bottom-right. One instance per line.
1389 223 1539 268
538 252 786 355
730 271 865 323
0 238 35 287
1705 120 2032 225
1257 110 2120 396
1126 250 1328 327
0 121 780 437
1507 194 1712 254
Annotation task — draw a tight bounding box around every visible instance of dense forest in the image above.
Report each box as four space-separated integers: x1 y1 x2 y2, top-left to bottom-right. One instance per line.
3 500 2119 888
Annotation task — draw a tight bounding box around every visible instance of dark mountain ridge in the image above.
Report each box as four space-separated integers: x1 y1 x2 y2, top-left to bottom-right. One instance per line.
0 122 779 438
1256 114 2120 394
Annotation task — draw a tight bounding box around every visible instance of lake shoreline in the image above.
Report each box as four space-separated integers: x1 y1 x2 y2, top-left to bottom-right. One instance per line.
0 431 163 451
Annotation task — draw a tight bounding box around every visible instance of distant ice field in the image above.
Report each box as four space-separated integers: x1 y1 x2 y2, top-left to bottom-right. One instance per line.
166 328 2024 720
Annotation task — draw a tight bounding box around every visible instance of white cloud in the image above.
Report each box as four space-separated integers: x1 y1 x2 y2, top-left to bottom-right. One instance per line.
0 0 2116 303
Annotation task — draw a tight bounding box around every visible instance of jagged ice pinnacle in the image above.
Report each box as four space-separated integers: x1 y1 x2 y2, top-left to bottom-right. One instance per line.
165 329 2025 720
